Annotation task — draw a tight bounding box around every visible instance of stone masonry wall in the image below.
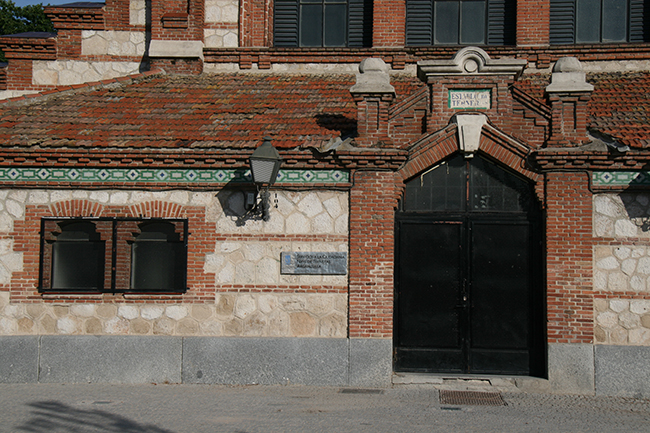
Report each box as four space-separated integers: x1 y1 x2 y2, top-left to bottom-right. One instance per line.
0 188 348 338
594 193 650 346
204 0 238 48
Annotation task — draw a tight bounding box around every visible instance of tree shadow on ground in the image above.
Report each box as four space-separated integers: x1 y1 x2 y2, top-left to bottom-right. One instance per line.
17 400 175 433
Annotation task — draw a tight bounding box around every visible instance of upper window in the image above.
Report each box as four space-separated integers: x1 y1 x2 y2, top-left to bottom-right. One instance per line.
406 0 516 46
274 0 372 47
550 0 650 44
40 218 188 293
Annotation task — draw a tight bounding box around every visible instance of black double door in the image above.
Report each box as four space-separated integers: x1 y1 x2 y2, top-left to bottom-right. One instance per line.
394 154 544 376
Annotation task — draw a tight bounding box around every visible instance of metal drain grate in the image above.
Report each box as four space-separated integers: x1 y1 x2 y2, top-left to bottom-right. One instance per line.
439 390 506 406
339 388 384 394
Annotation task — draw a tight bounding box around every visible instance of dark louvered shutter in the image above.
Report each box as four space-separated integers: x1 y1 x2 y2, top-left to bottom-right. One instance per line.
348 0 373 47
274 0 300 47
487 0 516 45
549 0 576 44
406 0 434 46
630 0 649 43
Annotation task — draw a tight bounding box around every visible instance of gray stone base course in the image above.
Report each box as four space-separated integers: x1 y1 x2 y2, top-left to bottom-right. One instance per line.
349 338 392 387
39 336 183 384
0 336 392 387
183 337 349 385
548 343 595 395
595 345 650 398
0 336 39 383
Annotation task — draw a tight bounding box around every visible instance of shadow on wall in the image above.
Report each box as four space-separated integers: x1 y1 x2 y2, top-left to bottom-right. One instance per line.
17 401 174 433
313 114 356 139
215 171 266 227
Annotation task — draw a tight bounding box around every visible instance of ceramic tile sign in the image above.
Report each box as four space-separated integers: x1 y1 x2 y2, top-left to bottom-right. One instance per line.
448 89 491 110
280 252 348 275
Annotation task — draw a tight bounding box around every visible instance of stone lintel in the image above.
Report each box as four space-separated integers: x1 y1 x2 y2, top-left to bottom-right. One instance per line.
149 40 204 59
417 46 527 83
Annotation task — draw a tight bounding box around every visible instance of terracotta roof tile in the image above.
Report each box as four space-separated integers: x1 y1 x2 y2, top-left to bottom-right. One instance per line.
516 71 650 149
0 73 422 151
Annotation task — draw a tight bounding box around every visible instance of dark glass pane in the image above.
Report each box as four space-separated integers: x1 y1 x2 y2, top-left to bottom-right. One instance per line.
576 0 601 42
300 4 323 46
324 4 347 46
602 0 627 42
461 1 486 44
52 222 104 290
469 156 532 212
435 1 460 44
403 154 465 211
131 222 185 292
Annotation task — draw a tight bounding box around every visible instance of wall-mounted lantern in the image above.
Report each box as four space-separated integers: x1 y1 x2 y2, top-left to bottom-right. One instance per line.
246 137 282 221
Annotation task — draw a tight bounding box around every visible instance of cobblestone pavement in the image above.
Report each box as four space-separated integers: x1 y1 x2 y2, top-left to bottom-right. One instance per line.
0 383 648 433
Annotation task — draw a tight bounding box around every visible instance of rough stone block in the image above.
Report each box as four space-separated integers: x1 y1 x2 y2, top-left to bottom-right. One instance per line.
39 336 182 384
548 343 595 395
595 345 650 398
348 338 392 387
0 336 38 383
183 337 347 385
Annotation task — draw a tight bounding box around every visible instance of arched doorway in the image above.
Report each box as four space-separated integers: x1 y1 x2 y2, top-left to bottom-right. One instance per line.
394 153 545 376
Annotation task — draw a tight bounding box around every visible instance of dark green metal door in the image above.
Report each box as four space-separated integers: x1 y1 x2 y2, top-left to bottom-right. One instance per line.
395 153 544 375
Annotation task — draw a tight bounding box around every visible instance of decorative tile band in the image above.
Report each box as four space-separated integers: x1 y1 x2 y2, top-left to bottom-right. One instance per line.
0 167 349 184
593 172 650 187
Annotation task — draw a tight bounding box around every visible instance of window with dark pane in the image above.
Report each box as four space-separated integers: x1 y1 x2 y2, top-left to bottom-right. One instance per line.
403 154 466 212
469 155 531 212
551 0 650 44
406 0 516 46
47 220 105 291
274 0 372 47
130 221 187 292
40 218 188 294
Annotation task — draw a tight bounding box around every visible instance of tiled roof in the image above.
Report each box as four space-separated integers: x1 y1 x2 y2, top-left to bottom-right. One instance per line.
0 72 423 151
516 71 650 149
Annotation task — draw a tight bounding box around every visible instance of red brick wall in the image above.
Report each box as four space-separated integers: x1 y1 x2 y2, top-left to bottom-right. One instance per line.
545 171 594 344
373 0 405 48
517 0 550 46
348 170 399 338
104 0 131 30
151 0 204 41
56 29 82 59
241 0 270 47
547 92 592 147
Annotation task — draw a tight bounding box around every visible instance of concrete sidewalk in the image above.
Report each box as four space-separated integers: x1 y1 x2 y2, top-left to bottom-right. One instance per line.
0 382 648 433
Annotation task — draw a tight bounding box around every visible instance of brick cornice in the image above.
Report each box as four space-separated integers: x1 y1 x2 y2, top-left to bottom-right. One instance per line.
204 43 650 70
0 147 408 171
0 36 57 60
44 6 105 30
533 148 650 171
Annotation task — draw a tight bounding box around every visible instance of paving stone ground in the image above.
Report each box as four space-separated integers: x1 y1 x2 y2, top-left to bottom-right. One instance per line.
0 383 648 433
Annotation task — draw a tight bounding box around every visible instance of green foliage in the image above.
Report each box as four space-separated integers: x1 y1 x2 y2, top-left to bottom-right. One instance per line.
0 0 55 62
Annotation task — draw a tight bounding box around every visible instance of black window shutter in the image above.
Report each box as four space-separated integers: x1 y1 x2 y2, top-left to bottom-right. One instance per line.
274 0 300 47
406 0 434 46
550 0 576 44
630 0 649 43
487 0 516 45
349 0 373 47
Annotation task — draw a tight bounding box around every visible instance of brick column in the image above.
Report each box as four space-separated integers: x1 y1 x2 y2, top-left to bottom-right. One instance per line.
546 57 594 147
545 171 594 344
350 58 396 147
348 170 399 338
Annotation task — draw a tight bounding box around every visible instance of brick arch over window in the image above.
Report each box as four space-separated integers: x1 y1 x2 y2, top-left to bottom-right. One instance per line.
50 200 106 217
397 123 543 203
128 201 186 218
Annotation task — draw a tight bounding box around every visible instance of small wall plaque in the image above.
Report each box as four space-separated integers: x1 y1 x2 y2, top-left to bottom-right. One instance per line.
449 89 491 110
280 252 348 275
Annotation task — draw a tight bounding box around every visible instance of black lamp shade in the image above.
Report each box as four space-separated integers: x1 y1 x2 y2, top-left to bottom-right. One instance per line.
250 138 282 185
